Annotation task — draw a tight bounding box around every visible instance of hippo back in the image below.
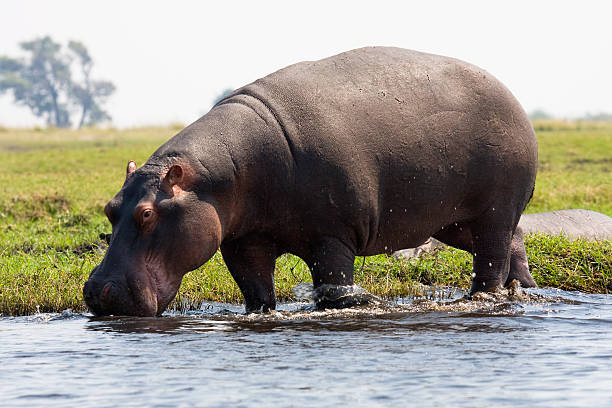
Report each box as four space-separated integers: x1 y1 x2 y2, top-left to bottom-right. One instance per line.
216 47 538 255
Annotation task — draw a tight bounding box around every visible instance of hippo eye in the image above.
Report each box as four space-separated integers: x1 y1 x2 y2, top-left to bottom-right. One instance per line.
135 205 155 229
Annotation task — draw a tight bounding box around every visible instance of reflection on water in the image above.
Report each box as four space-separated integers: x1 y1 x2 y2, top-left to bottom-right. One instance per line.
88 313 527 336
1 289 611 408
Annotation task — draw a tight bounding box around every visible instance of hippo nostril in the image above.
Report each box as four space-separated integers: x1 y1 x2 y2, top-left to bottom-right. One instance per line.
101 282 113 300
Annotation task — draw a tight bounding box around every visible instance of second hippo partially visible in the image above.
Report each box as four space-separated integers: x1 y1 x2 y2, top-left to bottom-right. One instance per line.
395 209 612 259
519 209 612 240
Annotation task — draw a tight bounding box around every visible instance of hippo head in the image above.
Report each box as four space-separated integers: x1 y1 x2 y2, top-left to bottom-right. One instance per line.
83 160 222 316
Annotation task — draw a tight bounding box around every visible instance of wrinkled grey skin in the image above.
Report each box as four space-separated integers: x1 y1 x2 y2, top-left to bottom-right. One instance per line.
84 47 538 316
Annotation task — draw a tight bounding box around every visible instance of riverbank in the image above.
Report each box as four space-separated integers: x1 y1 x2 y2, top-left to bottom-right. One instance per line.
2 233 610 316
1 124 610 315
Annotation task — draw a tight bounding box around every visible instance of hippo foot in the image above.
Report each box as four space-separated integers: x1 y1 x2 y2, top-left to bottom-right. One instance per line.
313 284 386 309
245 305 274 314
467 280 531 302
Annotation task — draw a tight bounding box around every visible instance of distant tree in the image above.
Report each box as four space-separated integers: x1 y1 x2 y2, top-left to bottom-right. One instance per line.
581 112 612 121
0 37 72 127
0 36 115 128
68 41 115 128
213 88 234 106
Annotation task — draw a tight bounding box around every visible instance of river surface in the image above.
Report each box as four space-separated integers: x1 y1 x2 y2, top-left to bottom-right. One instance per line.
1 288 611 407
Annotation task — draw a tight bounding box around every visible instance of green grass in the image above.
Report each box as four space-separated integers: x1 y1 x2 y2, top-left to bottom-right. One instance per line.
527 121 612 214
0 123 611 315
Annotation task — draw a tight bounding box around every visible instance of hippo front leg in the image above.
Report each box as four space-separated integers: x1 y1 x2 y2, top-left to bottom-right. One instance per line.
221 236 278 313
305 237 375 309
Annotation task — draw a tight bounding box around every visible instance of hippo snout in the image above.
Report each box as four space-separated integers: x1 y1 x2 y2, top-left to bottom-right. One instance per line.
83 278 102 315
83 279 95 305
83 267 159 317
83 278 119 316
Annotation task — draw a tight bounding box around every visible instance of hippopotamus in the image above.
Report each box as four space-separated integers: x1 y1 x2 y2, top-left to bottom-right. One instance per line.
519 209 612 240
83 46 538 316
394 209 612 259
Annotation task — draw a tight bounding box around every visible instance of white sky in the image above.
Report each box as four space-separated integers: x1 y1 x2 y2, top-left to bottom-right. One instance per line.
1 0 611 127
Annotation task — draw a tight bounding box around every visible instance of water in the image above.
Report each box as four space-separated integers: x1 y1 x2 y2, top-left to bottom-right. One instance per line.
1 289 611 407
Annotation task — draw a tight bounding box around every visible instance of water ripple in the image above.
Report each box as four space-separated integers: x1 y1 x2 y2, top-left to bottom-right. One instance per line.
1 288 611 407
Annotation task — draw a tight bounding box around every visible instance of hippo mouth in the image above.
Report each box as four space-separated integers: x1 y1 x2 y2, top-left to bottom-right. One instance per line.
83 279 118 317
83 271 160 317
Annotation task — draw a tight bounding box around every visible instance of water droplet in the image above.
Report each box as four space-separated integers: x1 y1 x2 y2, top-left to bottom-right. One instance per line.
471 273 476 278
488 262 492 267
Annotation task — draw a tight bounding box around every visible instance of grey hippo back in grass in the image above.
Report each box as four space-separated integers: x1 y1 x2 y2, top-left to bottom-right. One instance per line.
519 209 612 241
83 47 538 316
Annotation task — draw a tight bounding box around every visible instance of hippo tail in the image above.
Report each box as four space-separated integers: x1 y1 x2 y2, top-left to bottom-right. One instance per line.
518 184 536 218
528 184 535 204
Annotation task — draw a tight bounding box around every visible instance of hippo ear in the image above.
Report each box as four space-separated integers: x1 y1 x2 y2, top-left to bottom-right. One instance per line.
126 161 137 178
162 164 185 195
165 164 183 185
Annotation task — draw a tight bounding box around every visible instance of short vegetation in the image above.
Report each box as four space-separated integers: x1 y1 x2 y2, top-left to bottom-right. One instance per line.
0 123 610 315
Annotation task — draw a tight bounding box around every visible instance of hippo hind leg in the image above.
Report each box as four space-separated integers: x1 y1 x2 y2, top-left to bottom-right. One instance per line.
468 218 514 293
507 226 537 288
433 214 536 292
432 222 511 291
